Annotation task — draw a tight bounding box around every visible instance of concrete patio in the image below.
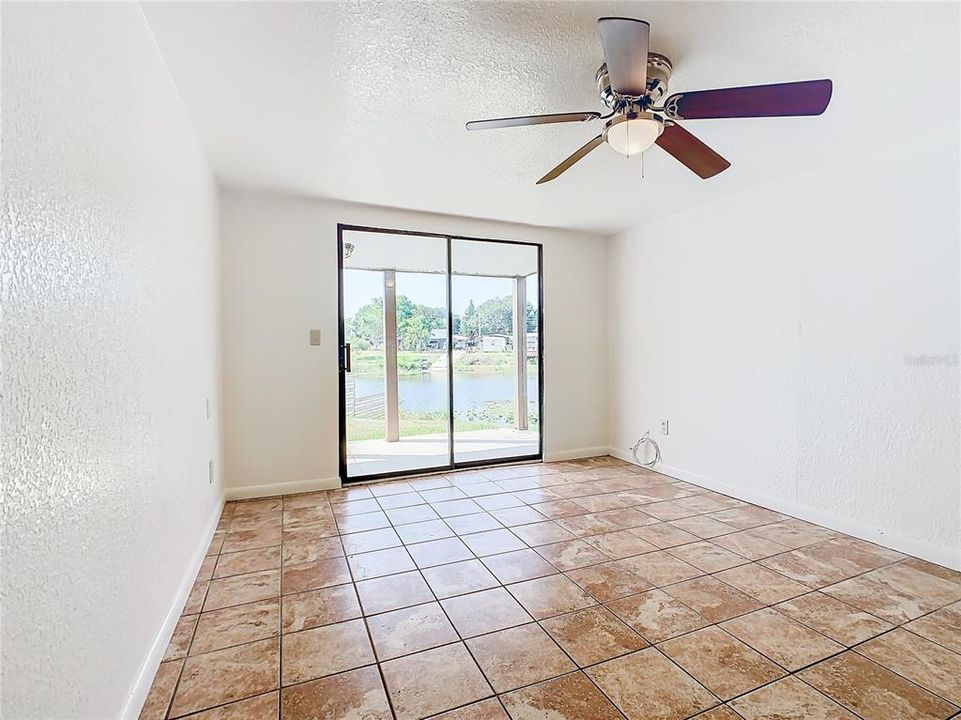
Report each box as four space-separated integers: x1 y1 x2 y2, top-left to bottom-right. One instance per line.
347 428 539 477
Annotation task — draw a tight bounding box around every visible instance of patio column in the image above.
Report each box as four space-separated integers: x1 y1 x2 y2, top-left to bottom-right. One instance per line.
384 270 400 442
513 275 529 431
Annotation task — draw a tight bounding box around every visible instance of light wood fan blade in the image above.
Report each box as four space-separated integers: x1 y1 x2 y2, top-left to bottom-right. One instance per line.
597 17 650 98
536 135 605 185
655 123 730 179
466 112 601 131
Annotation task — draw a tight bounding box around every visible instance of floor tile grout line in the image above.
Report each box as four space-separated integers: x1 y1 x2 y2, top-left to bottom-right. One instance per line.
791 673 874 720
771 590 895 645
162 461 960 719
220 613 840 720
394 542 501 714
708 667 850 720
621 585 839 657
846 634 961 710
642 602 961 716
506 668 631 720
496 590 640 720
359 468 626 712
177 542 957 664
667 638 840 718
160 656 188 720
225 519 951 628
162 578 213 718
351 487 571 713
349 559 401 720
899 610 961 655
717 604 849 661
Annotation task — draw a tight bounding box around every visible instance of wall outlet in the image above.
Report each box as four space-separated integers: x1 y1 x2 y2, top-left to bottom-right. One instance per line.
208 459 214 484
661 420 670 436
205 397 211 420
309 329 322 346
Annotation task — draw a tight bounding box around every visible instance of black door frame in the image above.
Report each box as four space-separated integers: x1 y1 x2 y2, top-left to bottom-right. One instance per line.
337 223 544 484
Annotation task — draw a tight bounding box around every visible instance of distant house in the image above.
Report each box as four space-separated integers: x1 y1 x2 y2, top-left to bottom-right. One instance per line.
427 330 468 351
527 332 538 358
479 334 512 352
427 329 447 351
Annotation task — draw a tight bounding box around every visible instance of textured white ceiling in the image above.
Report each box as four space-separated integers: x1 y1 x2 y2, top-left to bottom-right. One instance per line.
143 2 958 234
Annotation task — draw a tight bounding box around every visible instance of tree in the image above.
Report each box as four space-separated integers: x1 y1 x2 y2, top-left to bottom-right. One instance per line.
420 304 447 333
347 294 448 351
346 297 384 349
460 296 536 339
462 299 479 341
398 314 431 350
474 296 513 336
347 292 530 351
396 295 415 327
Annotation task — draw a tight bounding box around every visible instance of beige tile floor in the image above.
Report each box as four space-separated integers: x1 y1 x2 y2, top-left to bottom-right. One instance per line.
141 456 961 720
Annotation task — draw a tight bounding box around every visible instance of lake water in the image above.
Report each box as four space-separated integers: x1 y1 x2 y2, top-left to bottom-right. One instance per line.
353 372 538 413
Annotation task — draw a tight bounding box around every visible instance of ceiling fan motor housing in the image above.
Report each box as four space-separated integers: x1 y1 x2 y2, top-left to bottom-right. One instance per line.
596 53 673 108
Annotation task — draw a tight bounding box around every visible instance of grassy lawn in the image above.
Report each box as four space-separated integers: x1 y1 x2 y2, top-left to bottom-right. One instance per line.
350 351 442 375
348 412 500 441
350 350 537 376
348 403 540 441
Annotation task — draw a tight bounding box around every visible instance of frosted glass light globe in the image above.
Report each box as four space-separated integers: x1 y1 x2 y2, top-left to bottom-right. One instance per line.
604 112 663 156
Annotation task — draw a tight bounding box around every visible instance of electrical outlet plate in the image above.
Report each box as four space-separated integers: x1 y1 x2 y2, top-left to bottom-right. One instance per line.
661 420 670 435
208 459 214 484
309 329 321 346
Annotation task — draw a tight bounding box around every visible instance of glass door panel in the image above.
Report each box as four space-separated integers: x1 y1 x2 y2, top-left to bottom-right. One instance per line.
450 239 541 464
342 230 450 479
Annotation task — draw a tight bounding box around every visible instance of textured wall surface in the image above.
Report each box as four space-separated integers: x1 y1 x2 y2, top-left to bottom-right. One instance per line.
609 141 960 567
220 191 609 493
1 4 222 717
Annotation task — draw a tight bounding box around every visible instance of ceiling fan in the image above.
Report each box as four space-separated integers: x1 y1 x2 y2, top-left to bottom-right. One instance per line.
466 17 833 184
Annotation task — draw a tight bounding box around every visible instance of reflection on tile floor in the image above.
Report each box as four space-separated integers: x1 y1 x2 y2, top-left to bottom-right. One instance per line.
141 456 961 720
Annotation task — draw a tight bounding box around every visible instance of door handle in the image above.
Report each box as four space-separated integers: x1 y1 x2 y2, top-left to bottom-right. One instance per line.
343 343 352 373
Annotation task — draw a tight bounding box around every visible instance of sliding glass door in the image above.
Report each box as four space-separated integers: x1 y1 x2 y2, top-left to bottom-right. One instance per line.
451 239 540 464
340 230 451 479
338 226 542 482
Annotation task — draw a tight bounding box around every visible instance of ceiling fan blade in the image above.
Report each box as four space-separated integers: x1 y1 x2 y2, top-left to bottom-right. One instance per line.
536 135 605 185
656 123 730 179
466 112 601 131
597 17 650 98
663 79 833 120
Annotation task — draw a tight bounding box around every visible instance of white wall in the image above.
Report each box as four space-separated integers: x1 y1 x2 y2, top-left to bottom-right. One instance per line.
1 4 222 718
609 141 960 568
221 190 609 495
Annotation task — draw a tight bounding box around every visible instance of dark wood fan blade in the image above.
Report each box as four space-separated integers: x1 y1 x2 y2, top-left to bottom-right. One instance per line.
663 79 833 120
536 135 605 184
466 112 600 131
655 123 730 179
597 17 650 97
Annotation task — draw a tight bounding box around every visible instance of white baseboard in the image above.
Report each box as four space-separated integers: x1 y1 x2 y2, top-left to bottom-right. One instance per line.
608 447 961 572
225 476 341 500
121 494 225 719
545 446 610 462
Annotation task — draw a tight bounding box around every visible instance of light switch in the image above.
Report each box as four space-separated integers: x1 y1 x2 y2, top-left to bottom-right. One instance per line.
309 329 321 346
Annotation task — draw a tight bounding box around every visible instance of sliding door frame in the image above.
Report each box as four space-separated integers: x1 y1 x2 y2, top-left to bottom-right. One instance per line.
337 223 544 484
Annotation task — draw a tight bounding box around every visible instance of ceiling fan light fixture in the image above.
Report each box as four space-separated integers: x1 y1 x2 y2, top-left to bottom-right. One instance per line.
603 111 663 156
